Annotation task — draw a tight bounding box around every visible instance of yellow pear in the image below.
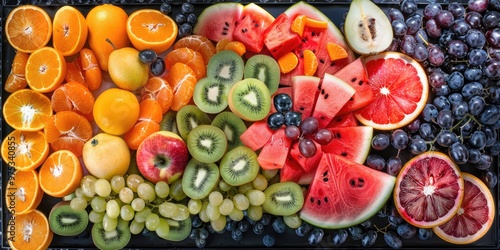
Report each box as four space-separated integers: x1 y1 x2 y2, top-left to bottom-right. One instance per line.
108 47 150 91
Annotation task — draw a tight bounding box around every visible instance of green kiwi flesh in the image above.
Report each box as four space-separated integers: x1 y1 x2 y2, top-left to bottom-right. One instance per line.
159 110 179 135
182 158 220 199
207 50 244 85
228 78 271 122
176 105 212 140
49 201 89 236
193 77 230 114
92 219 131 250
211 111 246 151
163 217 192 241
219 145 259 186
187 125 228 163
244 54 280 95
263 182 304 216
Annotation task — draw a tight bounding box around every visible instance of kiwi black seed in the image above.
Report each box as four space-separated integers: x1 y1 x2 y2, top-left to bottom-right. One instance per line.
262 182 304 216
92 219 131 250
187 125 228 163
219 145 260 186
162 217 192 241
207 50 244 86
244 54 280 95
49 201 89 236
159 110 179 135
182 158 220 200
228 78 271 121
176 105 212 140
193 77 230 114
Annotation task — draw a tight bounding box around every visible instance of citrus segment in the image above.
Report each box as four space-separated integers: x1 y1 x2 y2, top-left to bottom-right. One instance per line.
1 130 49 171
4 51 29 93
326 42 349 61
93 88 140 136
4 170 43 215
216 39 231 53
39 150 83 197
433 173 495 244
278 52 299 74
5 5 52 53
225 41 247 57
25 47 67 93
394 151 464 228
7 209 53 250
140 76 174 113
52 6 88 56
80 48 103 91
51 81 95 115
164 47 206 80
65 59 87 86
174 35 216 64
355 52 429 130
303 49 318 76
291 14 307 37
164 63 197 111
3 89 52 131
44 111 93 157
126 9 178 53
124 99 164 150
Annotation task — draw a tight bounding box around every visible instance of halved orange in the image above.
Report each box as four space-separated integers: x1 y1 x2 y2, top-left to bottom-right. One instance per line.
5 5 52 53
4 51 29 93
44 111 93 157
26 47 67 93
140 76 174 113
355 52 429 130
7 209 53 250
51 81 95 115
52 6 88 56
2 89 52 131
1 130 49 171
174 35 216 65
4 170 44 215
39 150 83 197
126 9 178 53
164 63 197 111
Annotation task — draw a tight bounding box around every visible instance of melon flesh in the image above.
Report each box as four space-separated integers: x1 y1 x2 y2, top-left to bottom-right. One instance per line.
321 126 373 163
334 58 374 115
233 3 275 53
291 75 320 118
326 112 359 128
300 153 395 229
257 128 292 170
239 121 274 151
193 3 244 42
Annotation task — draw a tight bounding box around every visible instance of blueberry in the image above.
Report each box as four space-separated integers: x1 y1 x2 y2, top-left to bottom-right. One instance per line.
262 234 275 247
198 227 209 240
273 93 293 113
253 222 265 235
231 228 243 241
331 229 348 246
189 228 199 239
175 13 186 24
195 237 207 248
150 57 166 76
284 111 302 127
178 23 193 38
295 222 313 237
159 3 172 15
272 217 286 234
418 228 433 240
260 213 272 226
181 2 194 14
384 231 403 249
139 49 157 64
267 112 285 129
361 230 378 247
191 215 203 228
238 220 250 232
307 228 324 246
225 219 236 231
187 13 198 25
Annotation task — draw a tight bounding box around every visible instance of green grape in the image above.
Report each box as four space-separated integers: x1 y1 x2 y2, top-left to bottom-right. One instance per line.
134 207 152 223
261 169 278 180
74 187 84 198
246 190 265 206
247 205 263 222
102 214 118 232
131 198 146 212
228 207 244 222
252 174 268 191
171 204 189 221
232 194 249 211
218 180 232 192
119 187 134 204
90 196 107 213
210 215 226 232
283 213 302 229
110 175 125 194
199 201 210 223
120 204 135 221
155 181 170 198
208 191 223 206
94 178 112 197
126 174 144 192
70 197 88 211
89 210 104 223
169 179 186 201
238 182 254 194
81 175 97 197
187 199 202 215
205 203 221 221
155 218 170 240
151 197 164 205
218 198 234 216
129 219 145 235
106 199 121 219
145 213 161 231
158 201 178 218
137 182 156 202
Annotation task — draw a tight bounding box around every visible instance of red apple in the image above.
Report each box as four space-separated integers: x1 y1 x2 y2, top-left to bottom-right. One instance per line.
136 131 189 184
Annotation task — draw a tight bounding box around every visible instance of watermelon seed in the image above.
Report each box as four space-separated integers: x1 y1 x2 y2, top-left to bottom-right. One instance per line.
323 177 329 182
323 197 328 203
349 177 365 188
351 77 357 82
359 80 364 86
322 171 328 177
324 94 329 99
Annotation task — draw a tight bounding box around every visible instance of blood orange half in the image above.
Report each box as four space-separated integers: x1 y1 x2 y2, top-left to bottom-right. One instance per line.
433 173 495 244
394 151 464 228
355 52 428 130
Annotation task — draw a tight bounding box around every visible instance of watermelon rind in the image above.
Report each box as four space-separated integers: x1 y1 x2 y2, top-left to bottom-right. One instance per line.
322 126 373 164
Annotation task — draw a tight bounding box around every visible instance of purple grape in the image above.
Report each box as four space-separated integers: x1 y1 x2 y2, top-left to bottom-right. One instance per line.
483 59 500 79
366 154 386 171
149 57 166 76
448 2 466 18
488 47 500 59
285 125 301 140
486 28 500 47
386 156 403 176
436 10 455 28
468 0 489 12
428 45 445 66
464 68 483 81
469 148 482 163
426 19 442 38
407 119 421 133
481 170 498 189
299 138 317 158
267 112 285 129
400 35 417 56
273 93 293 113
479 104 500 124
449 142 469 164
448 40 469 58
436 109 454 129
448 93 463 105
466 29 487 48
465 11 484 28
436 130 459 147
418 228 434 241
372 133 390 150
429 69 446 88
409 137 427 154
439 31 456 47
433 95 451 110
482 11 500 27
406 15 422 35
387 8 405 22
433 83 451 96
401 0 418 15
284 111 302 127
446 71 464 90
415 29 429 44
361 230 377 247
469 130 487 149
451 19 471 36
482 125 498 146
313 128 333 145
300 117 319 136
451 101 469 119
413 43 429 62
468 48 488 66
475 153 493 170
424 3 442 19
392 20 408 36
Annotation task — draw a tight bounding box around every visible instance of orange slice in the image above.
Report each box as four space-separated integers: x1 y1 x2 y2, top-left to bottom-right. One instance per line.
278 52 299 74
51 81 95 115
65 59 87 86
216 39 232 53
291 15 307 37
4 51 29 93
80 48 102 91
326 42 349 61
1 130 49 171
4 170 43 215
2 89 52 131
140 76 174 113
7 209 53 250
52 6 88 56
303 49 318 76
174 35 216 65
164 63 197 111
225 41 247 57
5 5 52 53
39 150 83 197
25 47 67 93
305 17 328 29
124 99 163 150
126 9 178 53
44 111 93 157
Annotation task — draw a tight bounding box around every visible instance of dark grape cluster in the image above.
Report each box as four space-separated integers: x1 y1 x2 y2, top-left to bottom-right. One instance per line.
138 49 166 76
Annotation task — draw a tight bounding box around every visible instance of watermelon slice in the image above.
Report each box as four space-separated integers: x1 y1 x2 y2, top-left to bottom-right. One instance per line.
289 140 323 173
291 76 320 119
300 153 395 229
257 128 292 170
193 3 244 42
280 156 304 183
334 58 374 115
263 13 302 60
239 121 274 151
326 112 359 128
321 126 373 164
233 3 275 53
311 74 356 128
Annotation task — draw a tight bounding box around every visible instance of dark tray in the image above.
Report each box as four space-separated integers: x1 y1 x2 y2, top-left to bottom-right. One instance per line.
1 0 499 249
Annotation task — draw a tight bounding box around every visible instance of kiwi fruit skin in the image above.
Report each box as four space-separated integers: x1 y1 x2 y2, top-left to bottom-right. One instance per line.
211 111 247 151
182 158 220 200
263 182 304 216
244 54 280 95
219 145 260 186
193 77 230 114
92 218 131 250
207 50 245 86
187 124 228 164
176 105 212 141
228 78 271 122
159 110 179 135
163 217 192 241
49 201 89 236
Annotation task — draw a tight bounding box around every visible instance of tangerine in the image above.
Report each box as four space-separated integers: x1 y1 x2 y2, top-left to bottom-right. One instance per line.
7 209 53 250
25 46 67 93
126 9 178 53
164 47 206 80
4 51 29 93
51 81 95 115
165 63 197 111
1 130 49 171
3 89 52 131
4 170 43 215
140 76 174 113
5 5 52 53
173 35 216 64
39 150 83 197
52 6 88 56
80 48 102 91
44 111 93 157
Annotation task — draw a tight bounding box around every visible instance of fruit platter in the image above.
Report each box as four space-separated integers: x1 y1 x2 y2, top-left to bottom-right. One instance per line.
1 0 499 249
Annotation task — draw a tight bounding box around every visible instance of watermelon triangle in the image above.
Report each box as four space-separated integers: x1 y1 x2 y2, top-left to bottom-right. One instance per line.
289 140 323 173
280 156 305 183
291 75 320 119
321 126 373 164
257 128 292 170
240 121 275 151
326 112 358 128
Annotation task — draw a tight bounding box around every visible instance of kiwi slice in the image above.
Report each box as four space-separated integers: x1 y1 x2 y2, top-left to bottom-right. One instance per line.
219 145 259 186
263 182 304 216
187 125 228 163
193 77 230 114
244 54 280 95
92 219 131 250
49 201 89 236
211 111 247 151
176 105 212 140
182 158 220 199
159 110 179 135
228 78 271 122
207 50 244 85
163 217 192 241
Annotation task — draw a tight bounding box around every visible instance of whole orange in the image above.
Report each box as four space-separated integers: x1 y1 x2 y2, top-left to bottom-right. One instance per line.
93 88 140 135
